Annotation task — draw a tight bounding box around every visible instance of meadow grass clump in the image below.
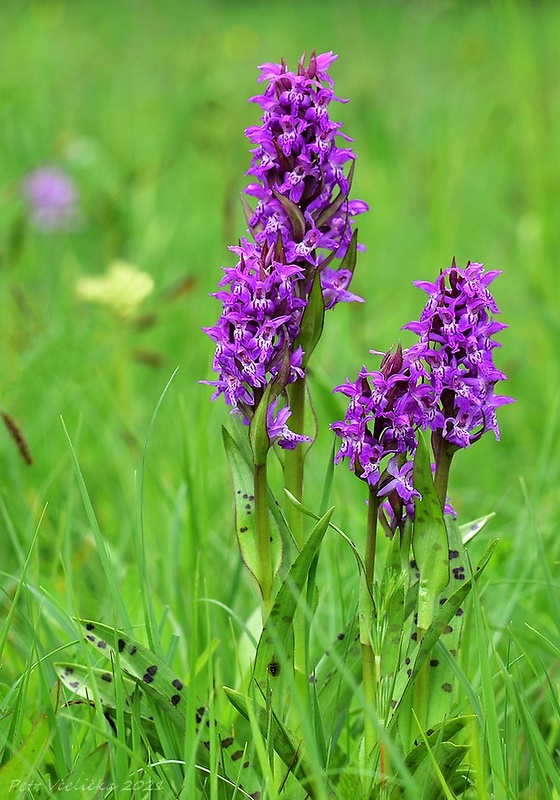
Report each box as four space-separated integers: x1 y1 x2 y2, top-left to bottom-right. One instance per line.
0 2 559 798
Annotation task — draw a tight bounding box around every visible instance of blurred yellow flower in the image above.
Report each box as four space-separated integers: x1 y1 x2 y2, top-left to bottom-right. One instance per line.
76 260 154 318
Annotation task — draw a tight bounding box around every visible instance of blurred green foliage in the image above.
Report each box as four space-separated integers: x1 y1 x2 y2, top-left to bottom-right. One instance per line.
0 0 558 696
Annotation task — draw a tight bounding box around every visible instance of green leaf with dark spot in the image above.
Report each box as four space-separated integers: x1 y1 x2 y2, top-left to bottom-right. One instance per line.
79 620 187 731
79 621 262 799
253 507 334 685
388 538 498 736
412 434 450 632
421 516 469 731
56 662 150 718
222 426 283 584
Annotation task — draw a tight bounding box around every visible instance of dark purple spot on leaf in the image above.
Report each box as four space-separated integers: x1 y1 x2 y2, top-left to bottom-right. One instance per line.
430 659 439 667
439 597 447 605
449 549 460 560
171 694 181 706
129 646 137 655
337 632 345 640
86 635 95 642
70 681 80 689
442 682 453 693
240 526 248 533
268 661 280 677
456 608 464 617
118 639 126 652
86 623 95 631
97 640 107 649
146 665 158 676
405 658 411 665
444 625 453 634
411 632 417 641
232 750 244 761
102 672 112 682
142 673 154 684
172 679 183 690
452 567 465 580
221 737 234 748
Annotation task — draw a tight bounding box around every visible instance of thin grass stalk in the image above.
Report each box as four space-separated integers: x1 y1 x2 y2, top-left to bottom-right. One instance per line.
361 486 379 775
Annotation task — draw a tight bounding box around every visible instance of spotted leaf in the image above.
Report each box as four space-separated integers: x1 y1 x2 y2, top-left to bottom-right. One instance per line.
222 427 283 587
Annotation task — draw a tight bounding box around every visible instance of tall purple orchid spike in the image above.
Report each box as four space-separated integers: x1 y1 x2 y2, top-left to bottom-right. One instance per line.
204 52 367 449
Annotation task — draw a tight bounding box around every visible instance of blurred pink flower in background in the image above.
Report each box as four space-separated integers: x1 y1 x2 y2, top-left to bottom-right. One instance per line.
22 166 79 231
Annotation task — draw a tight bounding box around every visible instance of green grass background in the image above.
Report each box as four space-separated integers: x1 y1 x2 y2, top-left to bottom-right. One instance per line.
1 0 559 795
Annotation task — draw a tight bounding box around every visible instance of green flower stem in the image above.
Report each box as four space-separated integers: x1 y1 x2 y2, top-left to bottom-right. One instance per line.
283 375 309 726
432 431 455 510
284 376 306 548
365 485 378 591
361 486 379 771
254 460 274 618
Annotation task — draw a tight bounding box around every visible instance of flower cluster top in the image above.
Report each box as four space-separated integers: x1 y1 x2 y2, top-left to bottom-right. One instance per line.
332 261 513 522
403 260 512 448
245 50 368 302
204 52 367 448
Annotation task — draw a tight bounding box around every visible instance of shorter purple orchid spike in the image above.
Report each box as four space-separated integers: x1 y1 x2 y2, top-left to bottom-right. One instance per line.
403 260 514 450
331 344 425 509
